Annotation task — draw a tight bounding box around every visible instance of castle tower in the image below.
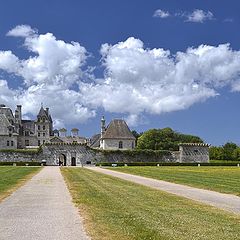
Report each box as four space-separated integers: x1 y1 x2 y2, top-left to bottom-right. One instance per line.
35 106 52 146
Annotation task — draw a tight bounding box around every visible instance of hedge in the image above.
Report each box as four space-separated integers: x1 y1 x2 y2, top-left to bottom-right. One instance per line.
96 162 240 167
0 161 41 166
0 147 42 155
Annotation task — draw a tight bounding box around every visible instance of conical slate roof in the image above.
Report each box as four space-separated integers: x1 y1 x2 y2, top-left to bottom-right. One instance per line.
102 119 135 140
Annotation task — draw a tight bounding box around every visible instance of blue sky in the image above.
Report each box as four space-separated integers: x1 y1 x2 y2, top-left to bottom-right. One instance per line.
0 0 240 145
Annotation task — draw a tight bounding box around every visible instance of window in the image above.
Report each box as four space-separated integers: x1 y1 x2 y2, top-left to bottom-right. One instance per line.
25 140 29 146
43 125 46 130
43 133 45 137
7 141 9 146
38 125 40 130
38 132 40 137
9 133 12 137
43 140 45 144
119 141 123 149
42 117 45 122
38 140 41 146
11 141 14 146
25 131 29 136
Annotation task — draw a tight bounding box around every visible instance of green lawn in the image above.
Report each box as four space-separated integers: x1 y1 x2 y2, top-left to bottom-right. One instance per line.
0 166 40 201
108 166 240 196
62 168 240 240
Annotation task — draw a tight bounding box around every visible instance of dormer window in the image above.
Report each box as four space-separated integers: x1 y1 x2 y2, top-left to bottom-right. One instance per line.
119 141 123 149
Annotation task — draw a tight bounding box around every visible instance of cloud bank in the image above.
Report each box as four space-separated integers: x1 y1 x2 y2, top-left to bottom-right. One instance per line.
0 25 240 127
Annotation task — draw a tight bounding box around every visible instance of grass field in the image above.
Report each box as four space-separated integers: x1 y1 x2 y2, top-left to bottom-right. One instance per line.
108 166 240 196
62 168 240 240
0 166 40 201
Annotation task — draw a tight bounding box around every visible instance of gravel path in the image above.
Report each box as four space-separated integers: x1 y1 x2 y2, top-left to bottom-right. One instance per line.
88 167 240 215
0 167 90 240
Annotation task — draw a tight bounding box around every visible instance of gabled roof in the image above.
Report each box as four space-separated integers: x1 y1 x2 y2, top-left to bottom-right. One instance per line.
50 136 64 143
102 119 135 140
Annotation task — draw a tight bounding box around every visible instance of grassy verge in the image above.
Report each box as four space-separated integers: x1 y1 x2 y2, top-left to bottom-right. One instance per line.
108 166 240 196
62 168 240 240
0 166 41 202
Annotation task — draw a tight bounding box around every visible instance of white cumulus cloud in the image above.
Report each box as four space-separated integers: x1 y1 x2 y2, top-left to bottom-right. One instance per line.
80 38 240 122
7 25 37 37
153 9 170 18
186 9 214 23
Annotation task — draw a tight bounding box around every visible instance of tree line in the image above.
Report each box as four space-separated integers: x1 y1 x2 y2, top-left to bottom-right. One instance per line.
209 142 240 161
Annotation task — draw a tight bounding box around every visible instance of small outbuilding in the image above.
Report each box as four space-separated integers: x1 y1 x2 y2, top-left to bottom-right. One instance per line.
179 143 210 163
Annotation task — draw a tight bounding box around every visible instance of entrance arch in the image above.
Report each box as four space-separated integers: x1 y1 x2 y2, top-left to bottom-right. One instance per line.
71 157 76 166
59 154 67 166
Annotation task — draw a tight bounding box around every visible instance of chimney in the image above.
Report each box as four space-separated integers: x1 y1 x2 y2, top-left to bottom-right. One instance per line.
16 105 22 124
46 107 49 116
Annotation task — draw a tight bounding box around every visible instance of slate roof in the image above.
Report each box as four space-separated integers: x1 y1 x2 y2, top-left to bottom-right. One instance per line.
90 133 101 148
37 106 52 122
37 106 48 118
102 119 135 140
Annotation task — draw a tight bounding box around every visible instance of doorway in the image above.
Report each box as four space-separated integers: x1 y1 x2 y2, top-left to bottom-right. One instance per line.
59 154 67 166
71 157 76 166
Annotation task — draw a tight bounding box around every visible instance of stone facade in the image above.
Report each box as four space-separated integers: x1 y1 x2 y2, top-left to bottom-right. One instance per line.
0 104 53 149
101 139 135 150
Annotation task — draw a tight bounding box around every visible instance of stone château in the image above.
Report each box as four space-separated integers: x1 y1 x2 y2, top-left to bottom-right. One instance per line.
0 104 210 165
0 104 136 151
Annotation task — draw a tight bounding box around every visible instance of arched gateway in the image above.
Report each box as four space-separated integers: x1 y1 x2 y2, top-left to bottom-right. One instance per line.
42 143 95 166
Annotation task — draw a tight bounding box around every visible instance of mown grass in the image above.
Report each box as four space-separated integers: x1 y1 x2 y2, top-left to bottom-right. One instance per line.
0 166 41 201
62 168 240 240
109 166 240 196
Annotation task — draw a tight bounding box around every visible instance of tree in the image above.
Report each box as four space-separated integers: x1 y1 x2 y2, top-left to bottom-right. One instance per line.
222 142 238 160
137 127 203 151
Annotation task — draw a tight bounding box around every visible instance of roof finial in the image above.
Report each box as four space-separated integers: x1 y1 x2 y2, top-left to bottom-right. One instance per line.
41 102 43 107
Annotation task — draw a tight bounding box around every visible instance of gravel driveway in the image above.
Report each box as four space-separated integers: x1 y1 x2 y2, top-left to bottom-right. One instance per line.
0 167 90 240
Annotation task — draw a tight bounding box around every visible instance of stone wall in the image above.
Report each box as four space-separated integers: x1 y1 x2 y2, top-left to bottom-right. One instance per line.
0 150 40 163
0 144 209 165
93 150 179 163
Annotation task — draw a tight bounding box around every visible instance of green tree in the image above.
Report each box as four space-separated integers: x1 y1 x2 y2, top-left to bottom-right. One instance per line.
137 128 203 151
